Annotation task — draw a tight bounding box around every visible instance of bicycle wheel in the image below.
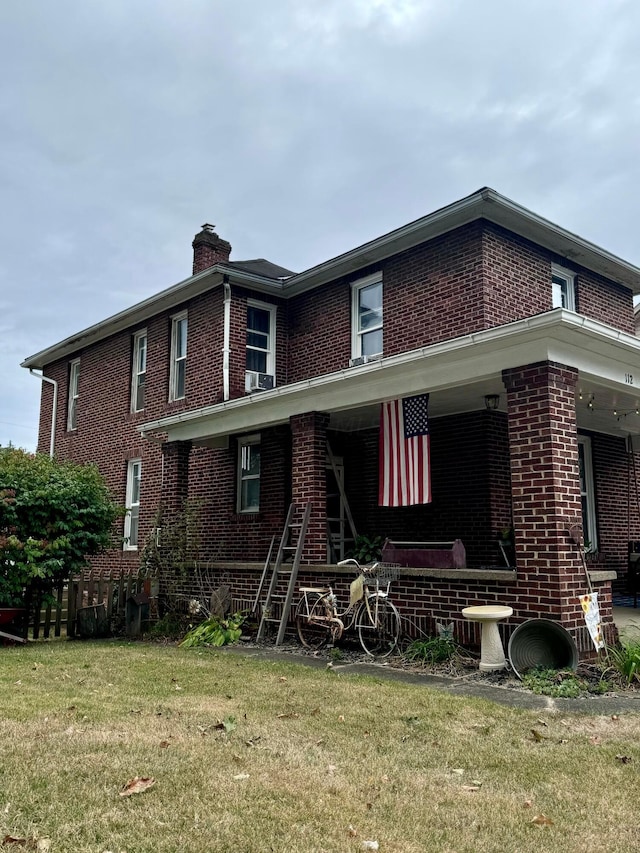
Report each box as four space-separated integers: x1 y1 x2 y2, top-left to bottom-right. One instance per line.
357 595 401 657
296 592 333 649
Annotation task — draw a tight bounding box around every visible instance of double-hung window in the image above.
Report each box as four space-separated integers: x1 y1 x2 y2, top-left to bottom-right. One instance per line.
245 301 276 392
552 265 576 311
67 359 80 431
169 312 187 401
237 435 260 513
131 330 147 412
351 274 383 360
124 459 141 550
578 435 597 552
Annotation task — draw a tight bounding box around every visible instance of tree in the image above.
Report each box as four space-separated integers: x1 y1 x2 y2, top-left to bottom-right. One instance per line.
0 447 122 606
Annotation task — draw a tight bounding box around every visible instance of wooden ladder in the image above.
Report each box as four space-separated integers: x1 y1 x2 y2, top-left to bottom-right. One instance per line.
256 502 312 646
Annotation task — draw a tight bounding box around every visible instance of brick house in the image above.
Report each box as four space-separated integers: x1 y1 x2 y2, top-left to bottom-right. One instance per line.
22 188 640 654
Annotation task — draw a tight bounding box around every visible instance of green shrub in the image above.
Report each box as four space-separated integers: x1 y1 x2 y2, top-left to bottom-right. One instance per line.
180 612 245 648
0 447 122 605
404 635 457 666
606 641 640 685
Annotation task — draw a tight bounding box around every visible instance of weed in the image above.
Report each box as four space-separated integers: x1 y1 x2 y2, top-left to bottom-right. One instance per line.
328 646 343 662
404 635 457 666
605 641 640 685
180 612 245 648
521 667 586 698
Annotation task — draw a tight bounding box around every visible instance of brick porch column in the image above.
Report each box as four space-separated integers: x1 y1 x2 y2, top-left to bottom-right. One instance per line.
290 412 329 563
502 362 585 635
161 440 192 519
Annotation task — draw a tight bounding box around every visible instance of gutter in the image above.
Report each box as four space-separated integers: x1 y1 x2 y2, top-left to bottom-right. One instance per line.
222 276 231 401
28 369 57 458
137 309 640 438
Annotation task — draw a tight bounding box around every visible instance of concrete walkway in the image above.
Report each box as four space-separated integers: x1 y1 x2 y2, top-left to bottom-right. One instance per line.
226 642 640 716
614 605 640 641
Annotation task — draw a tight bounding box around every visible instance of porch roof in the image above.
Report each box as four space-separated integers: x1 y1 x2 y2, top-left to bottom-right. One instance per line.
139 309 640 445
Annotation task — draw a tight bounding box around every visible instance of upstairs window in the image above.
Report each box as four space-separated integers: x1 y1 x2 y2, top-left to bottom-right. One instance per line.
67 359 80 431
245 301 276 392
124 459 141 550
131 330 147 412
351 274 383 360
237 435 260 513
169 312 187 401
552 265 576 311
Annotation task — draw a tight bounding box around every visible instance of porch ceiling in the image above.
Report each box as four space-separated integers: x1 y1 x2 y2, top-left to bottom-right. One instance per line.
139 310 640 445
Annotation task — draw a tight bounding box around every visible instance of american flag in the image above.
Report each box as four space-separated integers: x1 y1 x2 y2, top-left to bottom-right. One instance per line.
378 394 432 506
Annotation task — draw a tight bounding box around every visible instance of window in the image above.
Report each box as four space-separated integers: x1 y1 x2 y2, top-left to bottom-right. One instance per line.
124 459 142 550
131 330 147 412
169 312 187 401
578 435 597 551
237 435 260 513
67 359 80 430
351 274 383 359
245 301 276 391
552 265 576 311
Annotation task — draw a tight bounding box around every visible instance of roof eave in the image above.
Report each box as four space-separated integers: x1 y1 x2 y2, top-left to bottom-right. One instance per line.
20 265 285 369
280 188 640 296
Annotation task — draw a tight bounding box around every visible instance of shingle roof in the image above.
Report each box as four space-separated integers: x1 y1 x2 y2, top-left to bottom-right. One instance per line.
227 259 295 279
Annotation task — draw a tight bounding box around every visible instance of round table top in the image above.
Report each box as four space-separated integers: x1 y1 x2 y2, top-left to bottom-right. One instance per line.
462 604 513 621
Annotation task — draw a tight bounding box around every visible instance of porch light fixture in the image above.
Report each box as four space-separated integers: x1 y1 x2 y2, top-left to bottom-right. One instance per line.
484 394 500 411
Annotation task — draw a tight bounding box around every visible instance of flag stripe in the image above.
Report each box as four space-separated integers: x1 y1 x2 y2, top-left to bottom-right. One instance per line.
378 395 432 506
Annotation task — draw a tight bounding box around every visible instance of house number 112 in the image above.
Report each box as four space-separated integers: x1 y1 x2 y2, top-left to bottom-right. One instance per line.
625 373 634 385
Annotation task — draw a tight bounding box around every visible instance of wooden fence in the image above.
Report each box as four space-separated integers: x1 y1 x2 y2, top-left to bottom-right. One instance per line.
29 569 157 640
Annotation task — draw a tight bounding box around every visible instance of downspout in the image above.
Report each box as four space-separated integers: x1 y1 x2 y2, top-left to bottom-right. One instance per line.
222 275 231 401
29 369 58 458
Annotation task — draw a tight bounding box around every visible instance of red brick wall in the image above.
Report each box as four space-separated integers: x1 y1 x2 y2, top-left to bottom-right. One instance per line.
503 361 588 631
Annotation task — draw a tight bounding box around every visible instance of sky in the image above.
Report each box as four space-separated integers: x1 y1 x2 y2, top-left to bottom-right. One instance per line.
1 0 639 451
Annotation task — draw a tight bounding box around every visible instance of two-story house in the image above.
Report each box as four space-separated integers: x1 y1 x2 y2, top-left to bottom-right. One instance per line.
22 188 640 654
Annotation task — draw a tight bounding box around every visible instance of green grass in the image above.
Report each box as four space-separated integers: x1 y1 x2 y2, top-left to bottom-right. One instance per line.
1 640 639 852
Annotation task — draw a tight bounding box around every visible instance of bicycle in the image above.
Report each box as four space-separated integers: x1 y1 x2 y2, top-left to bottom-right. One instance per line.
295 559 401 657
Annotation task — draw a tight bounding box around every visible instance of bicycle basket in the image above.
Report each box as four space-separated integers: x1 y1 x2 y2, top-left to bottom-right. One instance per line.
365 562 400 583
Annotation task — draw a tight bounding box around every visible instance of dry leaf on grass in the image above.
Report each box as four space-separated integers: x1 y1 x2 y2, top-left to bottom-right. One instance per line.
119 776 156 797
530 729 548 742
531 814 554 826
276 712 299 719
616 754 632 764
159 740 170 748
461 785 481 792
588 736 602 745
233 773 250 781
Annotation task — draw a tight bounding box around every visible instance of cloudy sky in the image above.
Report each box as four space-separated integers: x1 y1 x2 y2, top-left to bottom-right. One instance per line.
1 0 639 451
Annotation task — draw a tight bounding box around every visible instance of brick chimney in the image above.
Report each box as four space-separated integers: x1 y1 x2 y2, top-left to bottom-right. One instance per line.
192 223 232 275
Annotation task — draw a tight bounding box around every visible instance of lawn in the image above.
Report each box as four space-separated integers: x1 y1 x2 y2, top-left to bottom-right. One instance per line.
1 640 639 853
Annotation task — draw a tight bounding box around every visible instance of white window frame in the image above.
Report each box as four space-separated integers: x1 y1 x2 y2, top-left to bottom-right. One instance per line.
578 435 597 552
67 358 80 431
131 329 147 413
552 264 576 312
124 459 142 550
351 273 383 360
237 434 261 513
169 312 188 402
245 300 276 392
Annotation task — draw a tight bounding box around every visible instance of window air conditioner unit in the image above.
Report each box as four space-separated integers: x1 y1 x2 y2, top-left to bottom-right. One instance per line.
248 372 274 391
349 355 370 367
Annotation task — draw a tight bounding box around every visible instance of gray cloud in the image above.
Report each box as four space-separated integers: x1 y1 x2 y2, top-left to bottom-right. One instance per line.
1 0 639 449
